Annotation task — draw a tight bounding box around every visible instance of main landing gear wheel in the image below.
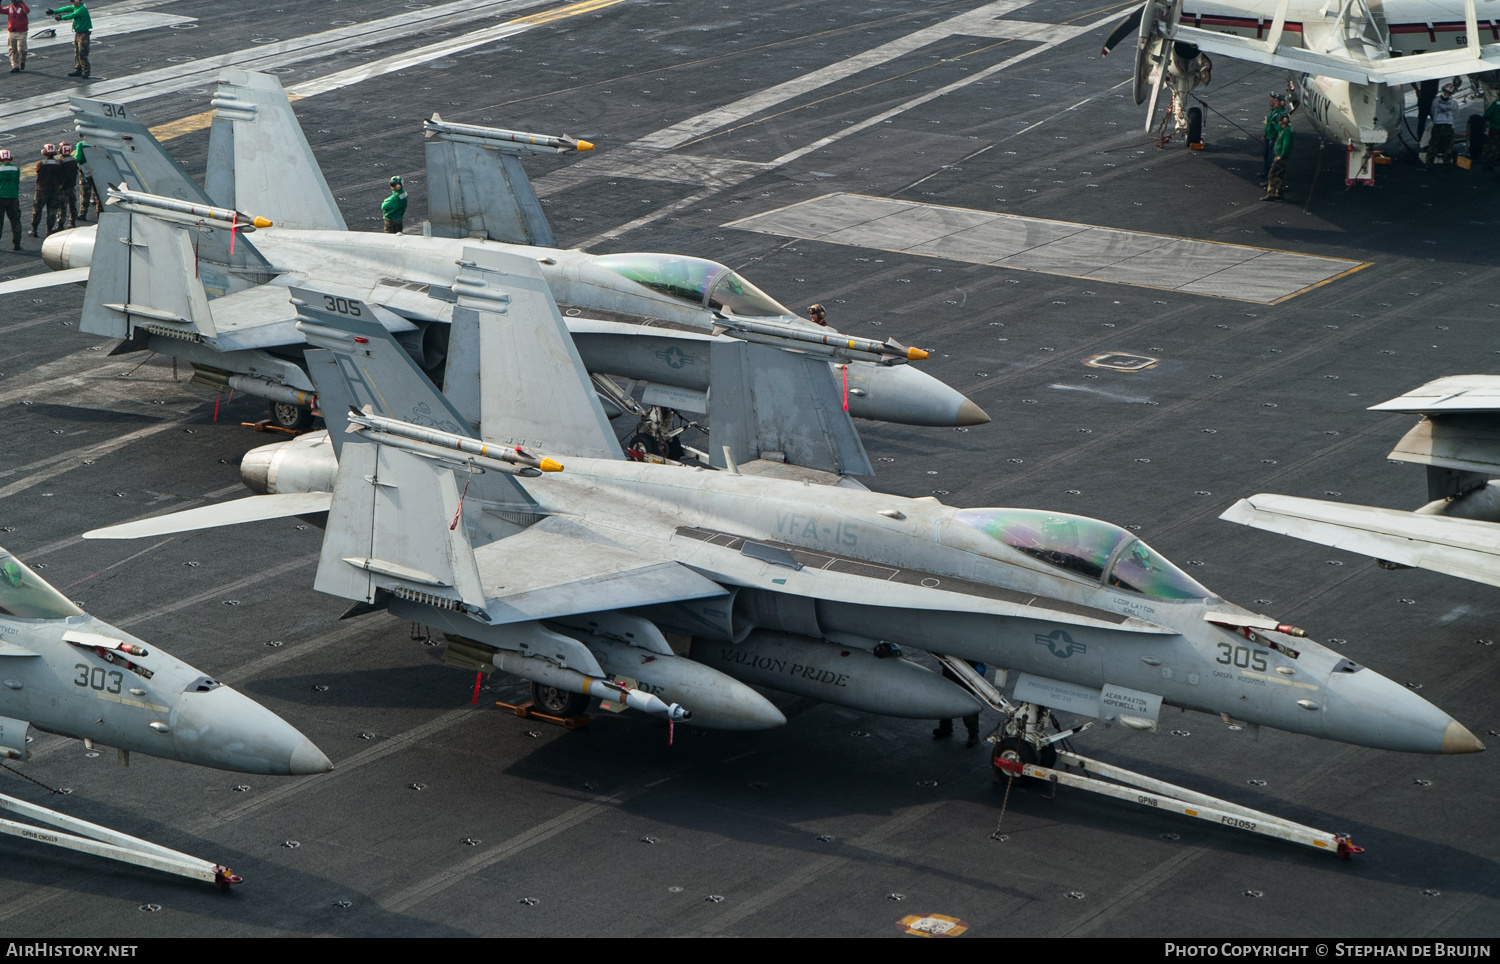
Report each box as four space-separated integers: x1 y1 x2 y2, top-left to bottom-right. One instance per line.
269 400 315 432
992 737 1058 783
629 431 684 462
1186 106 1204 149
531 682 590 718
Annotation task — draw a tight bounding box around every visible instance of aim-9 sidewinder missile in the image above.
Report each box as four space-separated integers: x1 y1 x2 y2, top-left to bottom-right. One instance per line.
713 317 931 365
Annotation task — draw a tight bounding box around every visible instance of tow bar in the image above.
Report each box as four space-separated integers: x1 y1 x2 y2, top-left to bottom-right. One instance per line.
994 749 1363 858
0 790 243 888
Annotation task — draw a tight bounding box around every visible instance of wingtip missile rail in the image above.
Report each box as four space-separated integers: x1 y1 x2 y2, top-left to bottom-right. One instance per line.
346 407 564 475
712 317 930 365
423 113 594 154
105 186 273 231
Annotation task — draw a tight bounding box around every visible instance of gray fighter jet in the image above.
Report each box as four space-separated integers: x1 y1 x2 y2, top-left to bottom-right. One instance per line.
6 70 984 472
0 547 331 775
1224 375 1500 588
88 246 1485 768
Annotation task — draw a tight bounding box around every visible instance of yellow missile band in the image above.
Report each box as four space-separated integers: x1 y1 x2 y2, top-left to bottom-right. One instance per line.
907 347 930 361
539 458 564 472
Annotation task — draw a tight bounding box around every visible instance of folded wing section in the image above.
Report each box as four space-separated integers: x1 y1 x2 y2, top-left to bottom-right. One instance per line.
1222 494 1500 589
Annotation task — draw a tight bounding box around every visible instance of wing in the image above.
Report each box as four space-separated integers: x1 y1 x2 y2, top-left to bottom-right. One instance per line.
1222 494 1500 589
1370 376 1500 415
0 267 91 296
1173 0 1500 85
472 518 727 624
82 493 334 540
1368 377 1500 486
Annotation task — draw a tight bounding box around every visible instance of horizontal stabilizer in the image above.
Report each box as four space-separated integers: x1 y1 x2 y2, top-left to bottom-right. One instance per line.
475 519 726 624
83 493 333 539
1222 494 1500 589
0 267 90 295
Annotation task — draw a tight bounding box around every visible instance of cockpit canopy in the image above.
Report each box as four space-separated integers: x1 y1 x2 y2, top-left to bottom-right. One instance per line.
953 508 1213 601
0 550 84 620
595 253 792 318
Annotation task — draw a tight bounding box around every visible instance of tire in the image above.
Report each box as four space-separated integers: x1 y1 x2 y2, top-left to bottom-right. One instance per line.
531 682 590 717
992 736 1058 782
1186 106 1204 148
629 432 685 462
1468 115 1486 160
269 400 315 432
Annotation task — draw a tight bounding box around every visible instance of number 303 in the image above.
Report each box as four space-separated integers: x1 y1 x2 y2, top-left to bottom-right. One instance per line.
73 663 123 694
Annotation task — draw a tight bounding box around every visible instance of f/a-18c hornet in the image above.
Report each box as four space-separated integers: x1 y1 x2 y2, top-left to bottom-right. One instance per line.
1 70 985 479
0 547 331 888
1103 0 1500 183
88 240 1483 855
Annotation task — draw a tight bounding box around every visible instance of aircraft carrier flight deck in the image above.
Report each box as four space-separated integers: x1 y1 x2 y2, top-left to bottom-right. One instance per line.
0 0 1497 939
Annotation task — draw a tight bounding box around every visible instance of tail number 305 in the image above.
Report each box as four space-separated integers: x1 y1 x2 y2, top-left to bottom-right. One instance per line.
1216 644 1268 672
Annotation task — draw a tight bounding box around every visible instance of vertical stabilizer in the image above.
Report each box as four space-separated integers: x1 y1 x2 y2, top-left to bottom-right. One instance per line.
313 441 487 614
71 98 213 204
293 290 472 457
708 340 873 476
80 208 217 341
206 70 346 231
451 247 623 460
423 116 594 245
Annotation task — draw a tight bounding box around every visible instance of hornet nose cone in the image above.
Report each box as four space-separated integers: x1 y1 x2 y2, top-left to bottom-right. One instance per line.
956 399 991 426
171 684 332 775
1443 720 1485 755
1322 666 1484 755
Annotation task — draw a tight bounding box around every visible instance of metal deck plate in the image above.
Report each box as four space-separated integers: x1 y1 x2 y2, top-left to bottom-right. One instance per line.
724 193 1368 304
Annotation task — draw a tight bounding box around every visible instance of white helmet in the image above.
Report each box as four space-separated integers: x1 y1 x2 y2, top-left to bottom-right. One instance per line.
0 149 11 162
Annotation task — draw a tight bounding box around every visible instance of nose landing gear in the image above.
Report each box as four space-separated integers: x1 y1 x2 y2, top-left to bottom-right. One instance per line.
987 700 1363 858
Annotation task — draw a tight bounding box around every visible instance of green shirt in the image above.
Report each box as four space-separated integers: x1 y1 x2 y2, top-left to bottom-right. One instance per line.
381 188 408 221
1264 106 1286 139
1486 100 1500 132
55 3 90 32
1274 124 1294 159
0 163 18 200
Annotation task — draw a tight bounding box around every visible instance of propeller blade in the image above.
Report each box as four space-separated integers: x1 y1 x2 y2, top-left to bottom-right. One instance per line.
1102 4 1144 55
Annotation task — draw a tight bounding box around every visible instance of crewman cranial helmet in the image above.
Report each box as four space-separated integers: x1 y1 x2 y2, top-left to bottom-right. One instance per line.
1441 83 1455 95
42 144 57 156
1269 91 1283 101
58 140 71 151
390 175 402 186
0 149 11 162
